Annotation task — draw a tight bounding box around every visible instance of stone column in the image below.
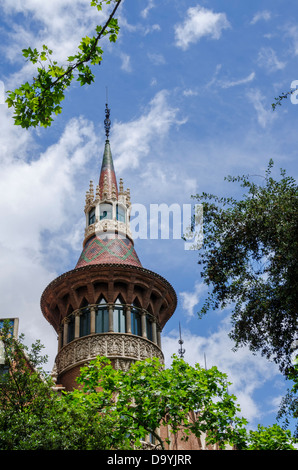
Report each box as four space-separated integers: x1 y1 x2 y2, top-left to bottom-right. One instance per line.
126 305 131 334
90 306 96 334
141 310 147 338
152 318 157 344
63 318 69 347
108 303 114 332
58 326 63 351
157 325 162 348
74 310 80 339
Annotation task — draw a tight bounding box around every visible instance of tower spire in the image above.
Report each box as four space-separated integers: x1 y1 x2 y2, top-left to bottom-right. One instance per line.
104 102 111 140
178 322 185 358
98 103 118 200
75 102 142 267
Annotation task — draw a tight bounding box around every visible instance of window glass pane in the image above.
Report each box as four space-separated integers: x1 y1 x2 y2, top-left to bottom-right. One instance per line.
67 315 75 343
116 205 126 223
146 315 153 341
80 308 90 337
131 309 141 336
89 207 96 225
95 306 109 333
100 203 113 220
113 307 126 333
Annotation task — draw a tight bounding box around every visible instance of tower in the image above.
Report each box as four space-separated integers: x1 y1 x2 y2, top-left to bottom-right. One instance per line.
40 105 177 391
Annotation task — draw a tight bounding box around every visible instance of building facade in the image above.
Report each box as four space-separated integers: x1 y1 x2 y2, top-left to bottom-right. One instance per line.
40 105 177 392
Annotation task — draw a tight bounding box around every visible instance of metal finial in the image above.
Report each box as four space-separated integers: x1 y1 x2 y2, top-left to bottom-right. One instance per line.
178 322 185 358
104 102 111 140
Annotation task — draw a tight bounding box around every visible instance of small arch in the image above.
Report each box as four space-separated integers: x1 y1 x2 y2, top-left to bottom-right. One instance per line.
147 303 154 316
79 297 89 309
95 293 108 305
132 296 142 309
113 291 126 304
66 304 74 317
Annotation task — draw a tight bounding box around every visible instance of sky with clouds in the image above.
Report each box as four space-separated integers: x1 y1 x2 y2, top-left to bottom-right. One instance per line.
0 0 297 433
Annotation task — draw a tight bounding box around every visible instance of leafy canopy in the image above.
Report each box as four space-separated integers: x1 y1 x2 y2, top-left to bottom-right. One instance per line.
0 321 132 450
0 321 296 450
192 160 298 378
5 0 122 129
69 355 248 450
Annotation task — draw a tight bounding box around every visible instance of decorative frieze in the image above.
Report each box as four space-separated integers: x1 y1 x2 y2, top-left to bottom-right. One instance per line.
55 332 164 376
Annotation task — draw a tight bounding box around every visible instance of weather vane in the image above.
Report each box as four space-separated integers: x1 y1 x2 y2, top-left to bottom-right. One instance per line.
178 322 185 358
104 87 111 139
104 103 111 140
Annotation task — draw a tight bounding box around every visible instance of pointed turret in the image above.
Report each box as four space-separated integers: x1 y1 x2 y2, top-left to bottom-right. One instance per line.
98 105 118 200
75 104 142 269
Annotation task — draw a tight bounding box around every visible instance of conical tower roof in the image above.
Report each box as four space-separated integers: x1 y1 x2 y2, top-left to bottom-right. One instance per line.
75 104 142 269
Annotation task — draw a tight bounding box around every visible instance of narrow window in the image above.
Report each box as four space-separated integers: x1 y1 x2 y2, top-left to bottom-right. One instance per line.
116 205 126 223
80 308 90 337
100 203 113 220
96 299 109 333
131 308 141 336
67 315 75 343
88 207 96 225
113 298 126 333
146 315 153 341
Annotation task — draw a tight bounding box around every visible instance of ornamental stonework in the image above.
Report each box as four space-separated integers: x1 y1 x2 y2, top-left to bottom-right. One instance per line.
55 332 164 376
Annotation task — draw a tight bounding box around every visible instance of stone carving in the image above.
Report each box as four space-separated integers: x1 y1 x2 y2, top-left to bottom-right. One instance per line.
55 333 164 376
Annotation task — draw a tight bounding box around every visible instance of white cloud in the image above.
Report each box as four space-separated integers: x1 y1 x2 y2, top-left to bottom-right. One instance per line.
257 47 286 73
205 67 255 90
147 52 166 66
250 10 272 25
120 52 132 72
284 24 298 56
174 5 230 50
179 281 207 320
162 325 281 425
1 0 109 87
141 0 155 19
219 72 256 89
0 111 98 368
183 88 199 97
247 88 277 128
111 90 186 173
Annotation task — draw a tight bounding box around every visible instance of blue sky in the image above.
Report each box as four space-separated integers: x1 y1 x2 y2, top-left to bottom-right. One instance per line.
0 0 297 433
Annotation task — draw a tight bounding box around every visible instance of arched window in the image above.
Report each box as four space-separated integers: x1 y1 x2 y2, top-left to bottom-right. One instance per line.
67 315 75 343
88 207 96 225
131 307 141 336
96 298 109 333
116 204 126 223
80 308 90 337
113 298 126 333
100 203 113 220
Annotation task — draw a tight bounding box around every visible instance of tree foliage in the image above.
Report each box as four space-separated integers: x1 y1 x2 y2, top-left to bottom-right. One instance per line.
246 424 296 450
5 0 122 129
0 321 129 450
0 323 296 450
277 362 298 439
192 160 298 378
70 355 248 450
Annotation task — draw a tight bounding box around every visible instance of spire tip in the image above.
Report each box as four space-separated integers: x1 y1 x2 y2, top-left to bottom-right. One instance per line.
104 102 111 140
